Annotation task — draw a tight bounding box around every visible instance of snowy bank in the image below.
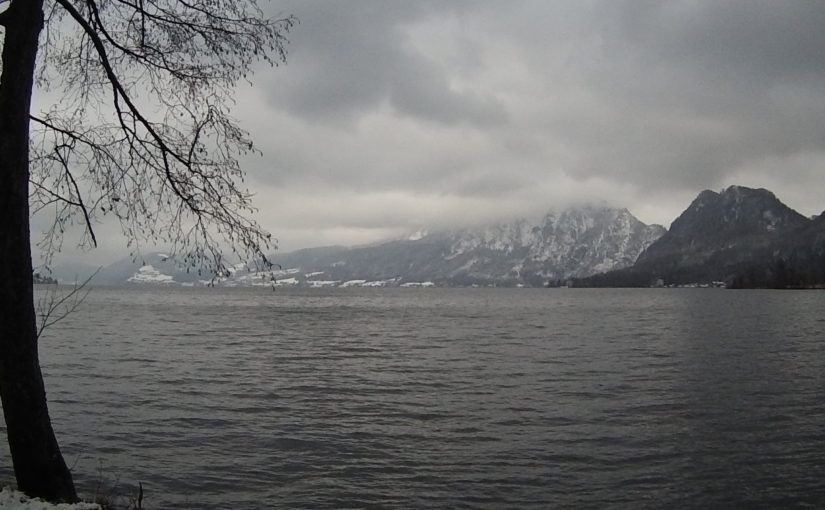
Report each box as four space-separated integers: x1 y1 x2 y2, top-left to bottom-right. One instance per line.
0 489 100 510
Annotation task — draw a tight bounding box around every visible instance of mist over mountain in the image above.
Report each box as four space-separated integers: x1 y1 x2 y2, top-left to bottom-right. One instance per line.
46 252 205 286
272 206 664 287
53 206 664 287
47 185 824 289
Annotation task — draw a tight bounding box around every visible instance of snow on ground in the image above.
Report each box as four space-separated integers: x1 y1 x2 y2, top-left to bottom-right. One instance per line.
361 280 389 287
307 280 340 288
127 264 175 284
0 489 99 510
407 229 427 241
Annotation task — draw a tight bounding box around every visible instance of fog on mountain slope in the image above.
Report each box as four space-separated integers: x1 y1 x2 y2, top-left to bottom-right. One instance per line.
46 206 663 288
43 185 825 289
273 205 664 287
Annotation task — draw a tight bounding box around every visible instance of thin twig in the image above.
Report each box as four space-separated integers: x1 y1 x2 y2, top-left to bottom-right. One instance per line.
36 268 101 338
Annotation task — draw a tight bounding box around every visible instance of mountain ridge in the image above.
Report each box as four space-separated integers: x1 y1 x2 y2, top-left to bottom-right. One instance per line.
51 204 664 287
272 205 664 287
574 185 824 288
49 185 822 289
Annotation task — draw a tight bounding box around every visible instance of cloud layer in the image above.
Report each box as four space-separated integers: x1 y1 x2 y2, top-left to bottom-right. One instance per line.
36 0 825 262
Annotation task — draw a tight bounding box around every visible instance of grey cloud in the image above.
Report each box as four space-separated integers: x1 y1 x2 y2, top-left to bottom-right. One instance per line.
610 1 825 83
39 0 825 266
508 0 825 194
235 0 825 251
259 1 825 186
262 0 505 126
388 58 507 126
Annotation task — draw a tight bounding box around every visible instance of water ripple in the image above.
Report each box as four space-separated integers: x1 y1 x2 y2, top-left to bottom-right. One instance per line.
0 287 823 508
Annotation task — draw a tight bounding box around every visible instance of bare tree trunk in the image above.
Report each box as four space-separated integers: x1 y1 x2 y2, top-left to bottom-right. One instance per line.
0 0 78 502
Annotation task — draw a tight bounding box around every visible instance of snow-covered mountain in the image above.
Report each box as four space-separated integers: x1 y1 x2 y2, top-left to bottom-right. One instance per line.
439 206 665 284
47 187 825 289
275 206 665 287
53 205 664 287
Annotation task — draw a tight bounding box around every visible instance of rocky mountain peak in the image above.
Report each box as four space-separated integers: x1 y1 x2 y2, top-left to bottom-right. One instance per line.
606 185 818 287
668 185 807 241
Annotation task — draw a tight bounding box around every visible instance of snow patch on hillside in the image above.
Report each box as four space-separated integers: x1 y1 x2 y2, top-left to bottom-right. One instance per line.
127 265 175 284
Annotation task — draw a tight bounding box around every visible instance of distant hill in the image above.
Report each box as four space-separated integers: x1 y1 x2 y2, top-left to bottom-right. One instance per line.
40 261 101 285
574 186 824 288
72 205 665 287
47 253 212 286
49 186 824 289
273 206 665 287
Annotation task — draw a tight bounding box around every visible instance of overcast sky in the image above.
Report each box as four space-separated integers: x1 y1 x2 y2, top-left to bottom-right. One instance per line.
36 0 825 264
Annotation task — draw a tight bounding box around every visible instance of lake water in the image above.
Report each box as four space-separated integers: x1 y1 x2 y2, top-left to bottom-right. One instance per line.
2 287 825 508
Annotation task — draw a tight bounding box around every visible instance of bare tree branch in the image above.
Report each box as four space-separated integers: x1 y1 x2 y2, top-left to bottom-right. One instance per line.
30 0 295 275
35 268 100 338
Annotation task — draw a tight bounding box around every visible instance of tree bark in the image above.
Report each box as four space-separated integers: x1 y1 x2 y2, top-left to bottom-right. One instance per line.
0 0 79 502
